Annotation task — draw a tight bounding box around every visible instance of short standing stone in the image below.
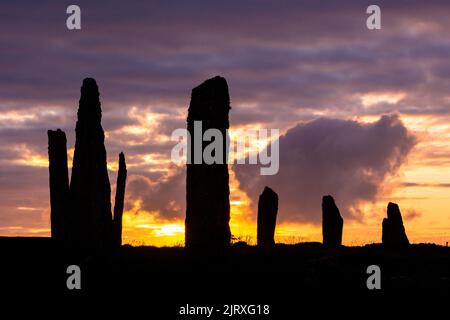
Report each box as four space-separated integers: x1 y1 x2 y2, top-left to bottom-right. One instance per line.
382 202 409 248
322 195 344 247
257 187 278 247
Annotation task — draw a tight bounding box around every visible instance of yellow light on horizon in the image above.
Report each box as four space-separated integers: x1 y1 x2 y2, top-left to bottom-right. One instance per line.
152 224 184 237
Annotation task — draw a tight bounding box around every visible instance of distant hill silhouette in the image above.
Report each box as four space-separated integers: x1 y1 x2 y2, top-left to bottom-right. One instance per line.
1 237 449 299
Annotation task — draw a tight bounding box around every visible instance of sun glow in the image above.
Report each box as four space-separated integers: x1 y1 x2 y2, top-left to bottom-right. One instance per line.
151 224 185 237
7 144 49 167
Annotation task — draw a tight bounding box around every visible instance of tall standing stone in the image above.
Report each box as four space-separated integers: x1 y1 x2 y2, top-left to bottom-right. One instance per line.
257 187 278 247
322 195 344 247
185 76 231 250
113 152 127 247
69 78 112 251
48 129 69 243
382 202 409 248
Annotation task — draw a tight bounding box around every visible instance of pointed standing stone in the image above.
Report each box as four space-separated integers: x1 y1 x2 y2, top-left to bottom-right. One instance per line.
48 129 69 243
257 187 278 247
69 78 112 251
185 76 231 250
113 152 127 247
322 195 344 247
382 202 409 248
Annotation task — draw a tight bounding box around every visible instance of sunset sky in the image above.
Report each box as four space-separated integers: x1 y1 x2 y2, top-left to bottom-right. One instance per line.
1 0 450 246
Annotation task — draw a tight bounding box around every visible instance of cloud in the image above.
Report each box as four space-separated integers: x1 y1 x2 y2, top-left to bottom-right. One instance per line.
2 0 450 120
404 209 422 221
0 165 50 231
402 182 450 188
125 167 185 220
234 114 417 223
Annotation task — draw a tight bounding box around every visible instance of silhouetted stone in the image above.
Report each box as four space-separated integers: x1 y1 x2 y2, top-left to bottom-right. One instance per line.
382 202 409 248
322 195 343 247
48 129 69 243
113 152 127 247
69 78 112 251
185 76 231 250
257 186 278 247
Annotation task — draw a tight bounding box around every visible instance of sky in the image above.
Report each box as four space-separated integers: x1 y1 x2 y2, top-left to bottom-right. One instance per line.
1 0 450 246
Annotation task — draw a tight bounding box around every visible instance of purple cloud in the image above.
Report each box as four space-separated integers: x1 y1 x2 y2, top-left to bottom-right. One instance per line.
235 115 417 223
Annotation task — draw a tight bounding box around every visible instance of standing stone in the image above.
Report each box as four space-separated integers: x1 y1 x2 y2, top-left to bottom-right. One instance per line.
257 187 279 247
48 129 69 243
113 152 127 247
382 202 409 248
185 76 231 250
322 195 344 247
69 78 112 251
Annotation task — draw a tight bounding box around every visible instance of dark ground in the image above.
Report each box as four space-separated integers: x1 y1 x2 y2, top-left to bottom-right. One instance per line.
1 237 449 316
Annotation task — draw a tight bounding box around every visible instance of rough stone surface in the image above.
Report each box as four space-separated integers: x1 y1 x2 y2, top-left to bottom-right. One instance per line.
185 76 231 250
257 186 279 247
69 78 112 251
322 195 344 247
48 129 69 243
382 202 410 248
113 152 127 247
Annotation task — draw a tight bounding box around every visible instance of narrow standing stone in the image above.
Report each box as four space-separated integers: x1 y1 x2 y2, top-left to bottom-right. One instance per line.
48 129 69 243
113 152 127 247
69 78 112 251
257 187 278 247
382 202 409 248
185 76 231 250
322 195 344 247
